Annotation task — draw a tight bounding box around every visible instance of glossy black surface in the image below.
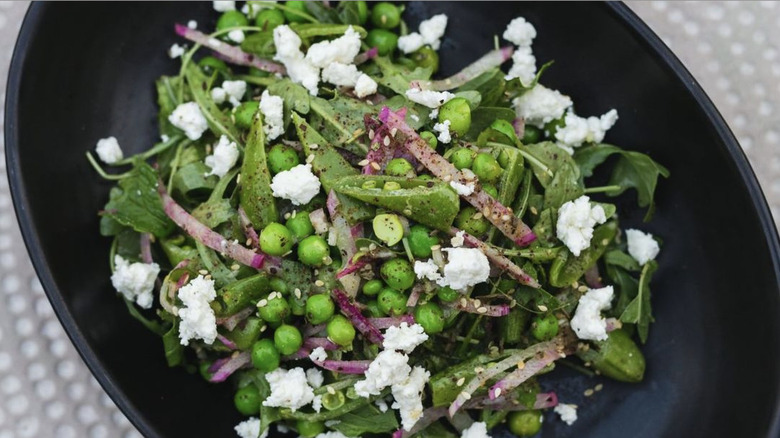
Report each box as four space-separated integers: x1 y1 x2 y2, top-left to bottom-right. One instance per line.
5 2 780 437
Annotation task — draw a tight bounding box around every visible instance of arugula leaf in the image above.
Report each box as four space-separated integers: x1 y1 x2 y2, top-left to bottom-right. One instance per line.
619 261 658 343
543 160 584 209
156 76 183 138
548 221 618 288
304 1 340 23
268 79 312 128
172 162 218 200
457 68 507 108
606 264 639 319
505 60 554 99
604 249 641 272
240 30 275 57
415 422 457 438
374 56 433 95
114 228 142 261
465 107 516 140
337 1 364 24
331 404 399 436
309 95 372 148
103 161 174 238
192 199 234 229
123 298 166 335
522 142 575 188
162 320 184 367
184 63 241 144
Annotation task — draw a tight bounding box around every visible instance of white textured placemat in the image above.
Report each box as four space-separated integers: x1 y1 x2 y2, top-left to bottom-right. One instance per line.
0 2 777 437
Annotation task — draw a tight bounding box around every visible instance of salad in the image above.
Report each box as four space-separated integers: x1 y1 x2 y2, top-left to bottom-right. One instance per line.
88 2 670 437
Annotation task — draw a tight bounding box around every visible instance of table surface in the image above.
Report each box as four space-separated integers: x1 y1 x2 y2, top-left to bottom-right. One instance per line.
0 2 778 437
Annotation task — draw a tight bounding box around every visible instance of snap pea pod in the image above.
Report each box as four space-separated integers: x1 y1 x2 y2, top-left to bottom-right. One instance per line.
224 316 264 350
214 273 271 317
430 351 514 407
239 110 279 229
290 23 368 38
487 145 524 243
548 221 618 288
278 393 378 421
576 329 645 382
183 63 241 144
332 175 460 232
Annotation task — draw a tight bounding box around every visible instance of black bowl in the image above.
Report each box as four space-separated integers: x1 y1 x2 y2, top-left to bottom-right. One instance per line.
6 2 780 437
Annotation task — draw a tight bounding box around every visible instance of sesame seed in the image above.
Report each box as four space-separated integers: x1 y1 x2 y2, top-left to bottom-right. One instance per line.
327 386 336 395
595 384 603 392
571 281 579 289
383 136 391 146
442 175 452 182
477 307 488 314
370 162 381 170
472 212 483 220
530 206 538 215
390 128 398 137
494 388 502 398
294 288 302 299
231 264 240 271
492 213 500 220
601 238 609 246
460 391 471 400
403 209 412 216
204 274 212 280
284 212 291 220
198 269 208 275
236 173 241 184
260 325 267 332
460 298 468 307
315 280 325 287
306 154 315 163
517 361 525 369
292 210 297 218
578 285 589 292
537 305 548 312
246 238 253 246
501 214 511 222
358 159 370 166
483 207 491 217
456 377 466 386
257 299 268 308
368 129 375 140
473 299 481 308
323 256 333 265
309 143 319 150
584 389 594 397
474 367 484 374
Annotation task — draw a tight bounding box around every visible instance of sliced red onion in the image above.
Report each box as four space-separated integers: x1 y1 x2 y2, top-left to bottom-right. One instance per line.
354 47 378 65
362 113 396 175
283 337 340 361
534 392 559 409
584 264 604 289
335 259 369 279
327 191 361 297
429 46 514 91
406 285 423 307
312 359 372 374
174 24 286 74
488 348 566 400
512 118 525 141
452 228 540 288
216 307 255 331
209 351 251 383
217 334 237 350
368 315 415 330
331 289 384 344
304 324 327 337
140 233 153 264
237 206 260 250
309 209 331 235
465 391 558 411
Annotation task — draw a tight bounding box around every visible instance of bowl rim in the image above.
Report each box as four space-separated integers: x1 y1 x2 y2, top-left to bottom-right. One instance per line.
4 2 780 437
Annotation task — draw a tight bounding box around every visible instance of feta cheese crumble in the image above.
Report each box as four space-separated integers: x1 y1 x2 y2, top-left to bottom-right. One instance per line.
95 136 123 164
554 109 619 148
110 255 159 309
212 1 235 12
397 14 448 53
168 43 186 59
353 350 410 397
391 366 430 431
273 25 320 95
505 46 537 86
263 367 316 412
228 29 245 44
205 135 240 177
429 108 439 119
571 286 614 341
414 259 442 283
397 32 425 54
503 17 537 47
309 346 328 363
450 230 465 247
222 80 247 106
305 26 362 68
187 20 198 30
354 74 378 98
234 417 268 438
306 368 324 389
260 90 284 140
405 89 455 108
433 119 452 143
321 62 360 86
556 195 607 256
168 102 209 140
449 180 474 196
512 84 572 128
461 421 491 438
554 403 579 425
211 87 227 104
375 399 389 413
626 229 660 266
270 164 322 205
382 323 429 353
439 247 491 290
177 275 218 345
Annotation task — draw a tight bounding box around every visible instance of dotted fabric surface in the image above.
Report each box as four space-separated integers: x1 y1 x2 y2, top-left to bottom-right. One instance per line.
0 2 777 437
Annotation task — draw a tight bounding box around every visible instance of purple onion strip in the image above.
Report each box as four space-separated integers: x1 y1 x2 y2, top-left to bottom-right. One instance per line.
216 307 254 331
368 315 416 330
429 46 514 91
452 228 540 288
237 206 260 250
174 24 286 74
217 334 237 350
312 359 372 374
209 351 251 383
331 289 384 344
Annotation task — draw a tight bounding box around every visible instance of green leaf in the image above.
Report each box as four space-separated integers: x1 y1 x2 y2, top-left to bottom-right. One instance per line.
156 76 183 138
505 60 554 99
331 404 399 436
191 199 234 229
531 208 557 247
304 1 340 23
171 162 218 200
619 261 658 343
239 110 278 229
374 56 433 95
607 264 639 318
240 30 275 57
336 1 363 24
456 68 507 108
384 95 429 130
543 160 584 210
604 249 641 272
215 273 271 317
290 23 367 38
184 63 241 144
523 142 575 188
162 320 184 367
309 95 372 148
267 79 312 127
465 107 516 140
103 161 174 238
123 298 166 335
414 422 457 438
549 221 618 288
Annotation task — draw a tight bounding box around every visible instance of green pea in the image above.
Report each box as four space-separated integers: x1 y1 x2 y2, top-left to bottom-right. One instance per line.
234 101 260 131
259 222 295 256
414 302 445 334
199 362 213 381
378 288 407 316
497 148 512 168
297 419 325 438
258 293 290 324
522 125 542 144
234 384 261 415
437 286 459 303
380 258 415 291
373 213 405 246
297 235 330 266
286 212 314 240
420 131 438 148
327 315 356 347
255 8 285 30
508 410 543 436
251 338 280 372
354 1 369 24
385 158 416 178
371 2 401 28
269 277 288 295
366 29 398 56
198 56 229 76
472 153 503 183
417 174 434 181
226 316 264 350
217 11 249 37
321 389 346 410
382 181 402 191
531 313 559 341
408 224 439 258
274 324 303 355
438 98 472 137
482 183 499 198
411 46 439 73
449 147 475 170
306 293 335 325
267 144 300 174
455 207 490 236
364 300 384 317
283 0 309 23
362 279 384 297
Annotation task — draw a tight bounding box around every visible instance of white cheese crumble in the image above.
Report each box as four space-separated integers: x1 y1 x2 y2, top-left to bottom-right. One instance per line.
461 421 491 438
512 84 573 128
405 88 455 108
95 136 123 164
177 275 218 345
439 247 490 290
187 20 198 30
449 180 474 196
382 323 429 353
169 102 209 140
450 230 465 247
212 1 235 12
397 32 425 54
571 286 614 341
110 255 159 309
312 394 323 413
375 399 389 413
418 14 448 50
222 80 247 107
228 29 245 44
353 350 410 397
314 432 352 438
433 119 452 143
263 367 316 412
414 259 442 282
211 87 227 104
554 109 619 148
554 403 579 426
410 114 420 122
234 417 268 438
273 25 320 95
306 368 324 389
305 26 362 68
168 43 186 59
556 195 607 257
626 229 660 266
354 74 378 98
271 164 321 205
503 17 536 47
429 108 439 119
260 90 284 140
391 366 430 431
321 62 360 86
309 346 328 362
505 46 536 86
205 135 239 177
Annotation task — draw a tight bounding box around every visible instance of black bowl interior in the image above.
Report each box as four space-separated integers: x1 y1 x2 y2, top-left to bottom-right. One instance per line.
6 2 780 437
